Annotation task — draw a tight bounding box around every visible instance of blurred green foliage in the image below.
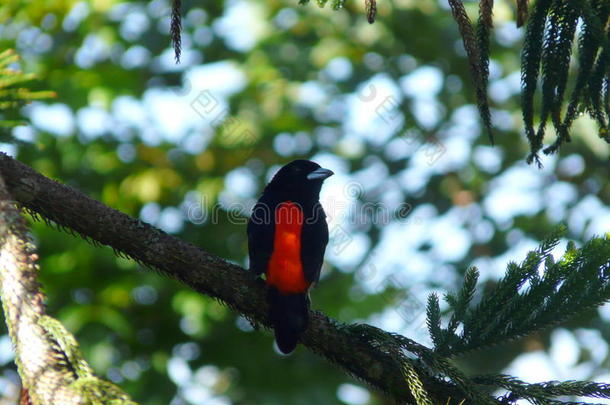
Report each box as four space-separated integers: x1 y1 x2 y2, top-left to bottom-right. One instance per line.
0 0 609 404
0 49 55 132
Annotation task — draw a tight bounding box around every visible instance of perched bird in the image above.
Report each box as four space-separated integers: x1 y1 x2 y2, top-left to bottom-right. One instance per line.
247 160 333 354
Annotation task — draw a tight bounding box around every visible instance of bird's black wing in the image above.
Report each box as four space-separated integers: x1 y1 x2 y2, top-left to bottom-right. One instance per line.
300 202 329 284
247 197 275 276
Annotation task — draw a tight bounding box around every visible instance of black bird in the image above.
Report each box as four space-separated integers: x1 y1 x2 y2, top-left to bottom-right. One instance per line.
247 160 333 354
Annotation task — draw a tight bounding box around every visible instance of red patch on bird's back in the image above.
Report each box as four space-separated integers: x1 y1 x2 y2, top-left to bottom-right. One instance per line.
267 202 309 294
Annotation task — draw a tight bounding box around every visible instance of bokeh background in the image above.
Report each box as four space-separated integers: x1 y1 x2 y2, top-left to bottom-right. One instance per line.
1 0 609 404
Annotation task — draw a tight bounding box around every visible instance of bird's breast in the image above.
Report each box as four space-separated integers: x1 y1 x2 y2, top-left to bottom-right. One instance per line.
267 201 309 294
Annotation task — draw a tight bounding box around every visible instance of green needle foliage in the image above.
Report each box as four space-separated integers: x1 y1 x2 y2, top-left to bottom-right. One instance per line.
167 0 608 162
428 226 610 357
345 229 610 404
521 0 554 163
536 1 580 153
0 49 55 135
171 0 182 63
516 0 529 27
523 0 610 165
446 0 609 163
473 375 610 404
402 361 434 405
448 0 494 144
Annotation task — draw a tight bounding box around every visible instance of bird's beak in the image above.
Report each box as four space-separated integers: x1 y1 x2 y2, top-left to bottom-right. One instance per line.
307 167 334 181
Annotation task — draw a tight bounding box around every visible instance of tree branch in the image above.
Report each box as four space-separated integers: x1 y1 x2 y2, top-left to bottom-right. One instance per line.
0 152 468 404
0 166 136 404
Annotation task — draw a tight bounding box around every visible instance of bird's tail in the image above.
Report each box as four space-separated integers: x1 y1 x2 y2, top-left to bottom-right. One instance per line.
267 286 310 354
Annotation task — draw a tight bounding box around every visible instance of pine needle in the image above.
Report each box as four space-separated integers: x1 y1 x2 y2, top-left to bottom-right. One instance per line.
366 0 377 23
544 0 604 154
448 0 493 143
516 0 529 27
476 0 494 144
521 0 553 165
586 0 609 132
171 0 182 63
426 294 443 349
536 0 579 155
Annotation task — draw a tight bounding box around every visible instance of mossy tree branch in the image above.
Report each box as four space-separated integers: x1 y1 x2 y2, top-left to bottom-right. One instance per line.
0 170 136 404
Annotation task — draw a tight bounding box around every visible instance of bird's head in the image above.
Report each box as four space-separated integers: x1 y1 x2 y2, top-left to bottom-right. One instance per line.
265 160 334 199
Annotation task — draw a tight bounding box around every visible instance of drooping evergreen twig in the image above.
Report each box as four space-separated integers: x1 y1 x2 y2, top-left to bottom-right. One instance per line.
476 0 494 144
585 0 610 136
516 0 529 27
535 0 580 154
544 0 605 155
521 0 553 165
366 0 377 24
171 0 182 63
301 0 609 157
521 0 609 162
448 0 494 143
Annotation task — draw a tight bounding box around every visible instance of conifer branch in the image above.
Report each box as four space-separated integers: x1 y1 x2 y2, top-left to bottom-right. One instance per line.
586 0 610 135
171 0 182 63
0 170 135 404
476 0 494 144
448 0 494 144
536 0 579 153
521 0 609 161
366 0 377 24
516 0 529 27
428 227 610 357
545 0 605 155
521 0 553 165
449 0 493 143
474 375 610 404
